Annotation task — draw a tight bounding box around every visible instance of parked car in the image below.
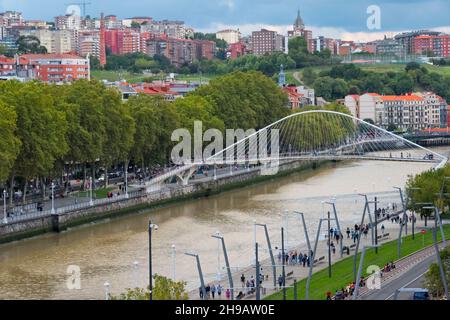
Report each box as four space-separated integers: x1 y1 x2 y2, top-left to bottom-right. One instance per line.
412 290 429 300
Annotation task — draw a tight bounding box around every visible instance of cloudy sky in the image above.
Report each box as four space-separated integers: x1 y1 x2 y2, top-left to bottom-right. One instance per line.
2 0 449 41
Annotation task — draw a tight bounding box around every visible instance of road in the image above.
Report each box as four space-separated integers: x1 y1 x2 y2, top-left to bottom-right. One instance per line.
292 71 303 85
361 245 440 300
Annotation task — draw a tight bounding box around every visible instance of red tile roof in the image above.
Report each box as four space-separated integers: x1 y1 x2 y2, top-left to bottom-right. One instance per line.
379 95 423 102
21 53 85 60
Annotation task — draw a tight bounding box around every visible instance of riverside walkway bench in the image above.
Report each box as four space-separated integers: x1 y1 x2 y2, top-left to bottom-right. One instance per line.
286 271 294 279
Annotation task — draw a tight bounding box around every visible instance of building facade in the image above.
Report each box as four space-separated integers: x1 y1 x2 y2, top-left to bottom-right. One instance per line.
20 53 90 82
251 29 285 55
345 92 447 131
216 29 241 44
146 37 215 67
413 34 450 57
394 30 441 54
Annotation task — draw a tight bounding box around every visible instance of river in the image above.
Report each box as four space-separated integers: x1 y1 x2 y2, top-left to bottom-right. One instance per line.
0 146 448 300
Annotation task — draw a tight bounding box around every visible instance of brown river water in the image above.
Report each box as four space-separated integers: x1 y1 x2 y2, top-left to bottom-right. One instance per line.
0 146 448 299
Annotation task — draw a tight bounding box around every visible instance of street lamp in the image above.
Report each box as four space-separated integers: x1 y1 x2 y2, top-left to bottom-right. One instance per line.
51 182 55 214
215 231 221 281
212 233 234 300
104 281 110 300
408 187 421 240
421 205 448 300
325 199 344 258
89 177 94 206
353 245 380 300
171 244 176 281
394 186 408 235
133 261 139 288
125 163 129 199
185 252 206 300
353 194 370 281
255 223 277 290
148 220 158 301
3 189 7 224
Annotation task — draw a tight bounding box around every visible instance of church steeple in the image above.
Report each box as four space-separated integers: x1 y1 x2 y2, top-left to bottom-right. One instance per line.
294 9 305 30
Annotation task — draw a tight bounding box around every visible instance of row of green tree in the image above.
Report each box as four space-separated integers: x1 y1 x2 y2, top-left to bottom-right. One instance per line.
304 62 450 102
0 71 290 203
405 164 450 221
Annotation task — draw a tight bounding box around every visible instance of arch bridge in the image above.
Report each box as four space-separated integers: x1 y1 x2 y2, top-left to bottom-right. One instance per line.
145 110 448 191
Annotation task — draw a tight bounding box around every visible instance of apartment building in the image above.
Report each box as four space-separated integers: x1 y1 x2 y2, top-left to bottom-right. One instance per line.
413 34 450 57
345 93 447 131
19 29 75 54
251 29 285 55
216 29 241 44
21 53 89 82
147 37 216 67
55 14 81 30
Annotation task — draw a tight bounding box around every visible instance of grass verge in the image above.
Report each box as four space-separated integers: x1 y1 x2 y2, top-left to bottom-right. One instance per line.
265 224 450 300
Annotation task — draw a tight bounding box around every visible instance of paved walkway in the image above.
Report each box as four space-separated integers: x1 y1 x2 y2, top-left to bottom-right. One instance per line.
187 209 426 300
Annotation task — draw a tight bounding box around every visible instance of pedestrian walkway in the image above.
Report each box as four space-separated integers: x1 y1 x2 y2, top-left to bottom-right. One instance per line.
187 209 424 300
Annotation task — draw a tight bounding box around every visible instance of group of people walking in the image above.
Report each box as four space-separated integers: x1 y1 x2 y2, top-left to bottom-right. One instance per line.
199 283 228 300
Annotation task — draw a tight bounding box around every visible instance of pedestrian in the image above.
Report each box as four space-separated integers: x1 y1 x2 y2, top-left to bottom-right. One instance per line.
278 275 284 289
381 224 385 236
346 227 350 239
217 284 222 299
199 287 203 300
241 274 245 287
225 288 231 300
211 284 216 299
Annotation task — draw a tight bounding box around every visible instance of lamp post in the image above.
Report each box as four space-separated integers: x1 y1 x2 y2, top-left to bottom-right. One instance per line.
281 227 286 301
255 223 277 289
394 187 407 235
325 199 344 258
306 218 324 300
133 261 139 288
185 252 206 300
394 187 407 259
212 233 234 300
148 220 158 301
353 245 379 300
171 245 176 281
253 220 257 266
215 231 221 281
423 205 449 300
327 211 331 278
51 182 55 214
374 197 378 254
353 195 369 281
255 242 261 300
294 212 312 252
408 187 421 240
283 210 289 248
3 189 7 224
89 177 94 206
104 282 110 300
125 163 129 199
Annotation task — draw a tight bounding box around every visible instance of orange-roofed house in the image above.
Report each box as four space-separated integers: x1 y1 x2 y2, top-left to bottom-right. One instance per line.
283 86 308 110
345 92 447 131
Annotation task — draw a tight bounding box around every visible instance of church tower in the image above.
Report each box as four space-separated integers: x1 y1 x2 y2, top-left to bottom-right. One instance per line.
294 9 305 31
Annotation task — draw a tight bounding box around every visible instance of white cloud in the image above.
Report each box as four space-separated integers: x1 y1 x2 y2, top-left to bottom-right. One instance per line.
220 0 235 10
198 22 450 43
